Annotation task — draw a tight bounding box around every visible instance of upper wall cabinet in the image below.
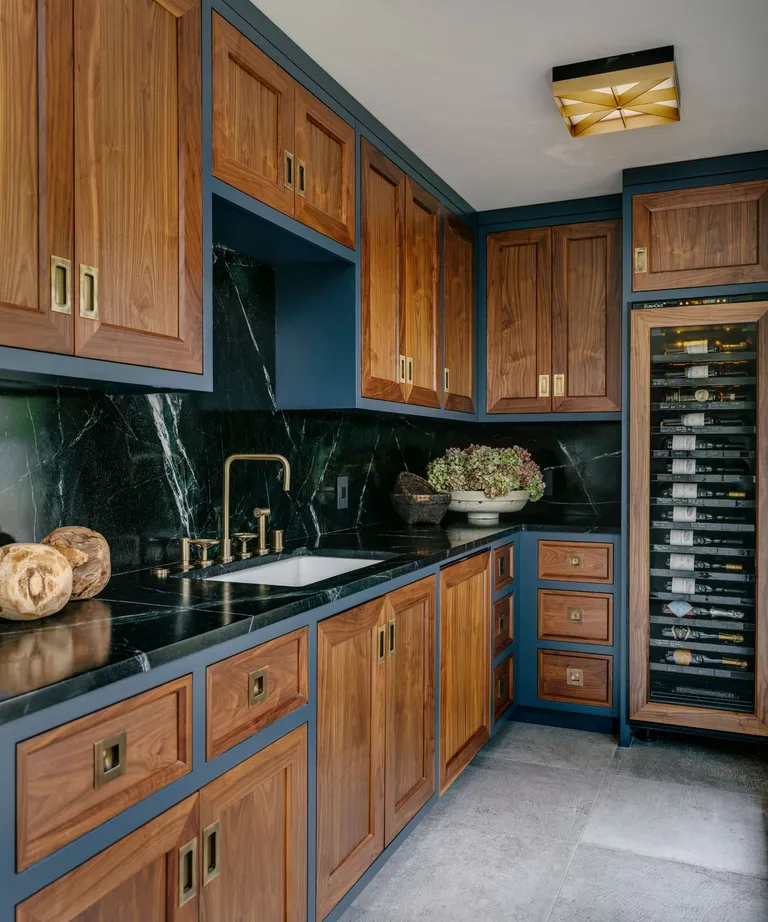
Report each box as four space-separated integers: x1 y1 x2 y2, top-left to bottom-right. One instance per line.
632 180 768 291
0 0 203 374
212 14 355 249
486 220 621 414
444 211 476 413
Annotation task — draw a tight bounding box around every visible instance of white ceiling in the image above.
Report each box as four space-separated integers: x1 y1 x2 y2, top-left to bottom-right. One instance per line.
252 0 768 211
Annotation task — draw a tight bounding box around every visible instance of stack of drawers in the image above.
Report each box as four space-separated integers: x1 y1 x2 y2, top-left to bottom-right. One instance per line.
491 542 515 724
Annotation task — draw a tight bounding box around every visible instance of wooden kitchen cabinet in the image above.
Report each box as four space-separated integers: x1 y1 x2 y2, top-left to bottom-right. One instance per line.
16 794 200 922
444 211 476 413
316 576 436 919
439 553 490 794
632 180 768 291
200 726 307 922
486 220 621 414
213 14 355 249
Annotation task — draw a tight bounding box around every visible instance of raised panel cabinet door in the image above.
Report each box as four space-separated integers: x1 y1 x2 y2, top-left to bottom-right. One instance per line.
199 726 307 922
632 180 768 291
16 794 199 922
486 227 552 413
444 211 476 413
551 219 621 412
212 12 295 216
0 0 73 354
316 597 387 920
405 177 442 408
72 0 203 372
385 576 436 845
294 85 355 248
439 552 490 794
360 139 407 403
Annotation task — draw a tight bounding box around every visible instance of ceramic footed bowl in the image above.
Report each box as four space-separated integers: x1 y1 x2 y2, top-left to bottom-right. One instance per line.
448 490 529 524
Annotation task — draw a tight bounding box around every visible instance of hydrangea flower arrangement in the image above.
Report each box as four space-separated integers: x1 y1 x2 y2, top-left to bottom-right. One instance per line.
426 444 545 502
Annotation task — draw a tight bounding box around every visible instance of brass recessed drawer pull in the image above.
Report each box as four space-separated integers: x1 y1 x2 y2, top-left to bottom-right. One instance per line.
634 246 647 273
248 666 269 706
566 553 583 569
377 624 386 664
553 374 565 397
284 150 295 190
568 608 583 623
444 368 450 392
93 729 127 789
297 159 306 197
399 354 406 383
407 357 414 385
566 668 584 687
203 820 221 886
79 264 99 320
388 618 396 656
50 256 72 314
538 374 550 398
178 837 198 907
496 677 504 698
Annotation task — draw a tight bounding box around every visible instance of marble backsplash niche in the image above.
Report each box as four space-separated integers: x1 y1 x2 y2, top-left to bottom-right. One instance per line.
0 247 621 573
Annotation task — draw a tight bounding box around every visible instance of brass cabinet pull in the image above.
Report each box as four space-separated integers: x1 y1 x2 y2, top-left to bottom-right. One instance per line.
248 666 269 706
634 246 647 273
93 729 127 789
553 374 565 398
498 554 506 579
284 150 295 190
407 357 414 384
568 608 583 623
496 677 504 698
538 374 550 398
50 256 72 314
388 618 396 656
178 837 198 907
79 265 99 320
377 624 386 664
498 613 505 633
297 159 306 197
444 368 450 393
566 668 584 687
566 553 584 569
203 820 221 886
399 354 406 383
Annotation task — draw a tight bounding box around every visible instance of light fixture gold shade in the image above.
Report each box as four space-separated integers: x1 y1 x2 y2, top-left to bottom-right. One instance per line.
552 47 680 138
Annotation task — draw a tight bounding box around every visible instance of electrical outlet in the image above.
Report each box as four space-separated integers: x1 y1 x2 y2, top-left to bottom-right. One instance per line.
336 475 349 510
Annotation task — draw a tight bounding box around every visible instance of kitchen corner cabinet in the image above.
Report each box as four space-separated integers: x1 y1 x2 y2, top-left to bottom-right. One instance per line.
444 211 477 413
360 139 442 408
632 180 768 292
0 0 203 374
212 13 355 249
316 577 436 920
439 553 490 794
486 219 621 414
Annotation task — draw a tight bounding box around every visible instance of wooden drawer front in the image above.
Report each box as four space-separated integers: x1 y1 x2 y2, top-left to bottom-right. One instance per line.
538 540 612 584
538 651 612 708
538 590 612 645
206 627 308 759
493 595 514 655
493 544 513 591
494 657 513 722
17 676 192 870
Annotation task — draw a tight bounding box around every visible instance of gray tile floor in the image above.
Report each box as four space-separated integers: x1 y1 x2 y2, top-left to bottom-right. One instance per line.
339 722 768 922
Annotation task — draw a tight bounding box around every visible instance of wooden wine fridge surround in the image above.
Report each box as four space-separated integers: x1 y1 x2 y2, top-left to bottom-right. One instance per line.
16 676 192 870
630 303 768 737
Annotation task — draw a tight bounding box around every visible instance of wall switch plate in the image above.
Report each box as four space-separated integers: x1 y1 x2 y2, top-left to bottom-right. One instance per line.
542 469 554 497
336 475 349 510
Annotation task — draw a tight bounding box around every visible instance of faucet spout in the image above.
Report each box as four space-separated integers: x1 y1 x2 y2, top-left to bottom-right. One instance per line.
221 453 291 562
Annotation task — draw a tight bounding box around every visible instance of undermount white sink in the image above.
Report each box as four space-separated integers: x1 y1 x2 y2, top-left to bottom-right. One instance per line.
205 555 378 587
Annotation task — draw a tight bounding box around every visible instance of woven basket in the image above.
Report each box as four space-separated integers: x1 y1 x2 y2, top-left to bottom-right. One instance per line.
391 472 450 525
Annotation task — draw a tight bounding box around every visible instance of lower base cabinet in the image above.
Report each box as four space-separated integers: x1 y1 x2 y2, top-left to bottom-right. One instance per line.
16 726 308 922
316 576 436 920
439 552 491 794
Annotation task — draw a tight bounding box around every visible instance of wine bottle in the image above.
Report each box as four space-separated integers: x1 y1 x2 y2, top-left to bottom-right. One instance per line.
660 413 750 428
663 460 749 475
663 388 740 403
664 554 744 572
662 436 745 451
665 650 748 669
660 485 746 499
661 626 744 643
663 339 749 355
659 508 747 523
664 578 749 597
662 601 745 620
666 529 745 548
662 363 749 380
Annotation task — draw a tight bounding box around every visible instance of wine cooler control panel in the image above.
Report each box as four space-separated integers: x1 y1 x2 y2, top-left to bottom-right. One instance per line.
647 322 757 713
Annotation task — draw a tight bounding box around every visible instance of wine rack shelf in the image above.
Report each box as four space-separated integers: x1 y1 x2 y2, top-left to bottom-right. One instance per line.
644 321 759 715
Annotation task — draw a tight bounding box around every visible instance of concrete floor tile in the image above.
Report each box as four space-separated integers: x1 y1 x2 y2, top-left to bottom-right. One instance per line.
549 844 768 922
479 721 618 774
582 773 768 878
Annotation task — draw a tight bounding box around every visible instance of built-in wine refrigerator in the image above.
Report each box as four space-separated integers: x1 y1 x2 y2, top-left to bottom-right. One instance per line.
630 300 768 736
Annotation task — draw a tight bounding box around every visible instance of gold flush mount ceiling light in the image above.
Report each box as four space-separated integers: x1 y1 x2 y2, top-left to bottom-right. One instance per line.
552 46 679 138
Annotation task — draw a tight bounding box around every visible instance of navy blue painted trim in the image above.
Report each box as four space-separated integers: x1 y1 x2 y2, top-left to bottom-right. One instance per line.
480 411 623 423
514 706 617 736
476 194 622 227
623 149 768 187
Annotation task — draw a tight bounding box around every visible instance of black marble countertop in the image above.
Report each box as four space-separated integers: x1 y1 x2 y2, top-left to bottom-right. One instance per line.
0 518 620 725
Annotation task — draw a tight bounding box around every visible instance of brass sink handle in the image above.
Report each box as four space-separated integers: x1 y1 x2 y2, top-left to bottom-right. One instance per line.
233 532 258 560
188 538 219 567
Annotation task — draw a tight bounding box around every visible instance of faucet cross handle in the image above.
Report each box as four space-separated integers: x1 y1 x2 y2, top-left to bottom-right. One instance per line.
252 507 271 556
188 538 219 568
233 532 258 560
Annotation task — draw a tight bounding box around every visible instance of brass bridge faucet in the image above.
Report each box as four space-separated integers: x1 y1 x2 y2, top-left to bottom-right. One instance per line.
221 454 291 562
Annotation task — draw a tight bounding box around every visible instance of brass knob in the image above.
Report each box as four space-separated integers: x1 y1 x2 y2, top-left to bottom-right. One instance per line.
188 538 219 567
233 532 258 560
